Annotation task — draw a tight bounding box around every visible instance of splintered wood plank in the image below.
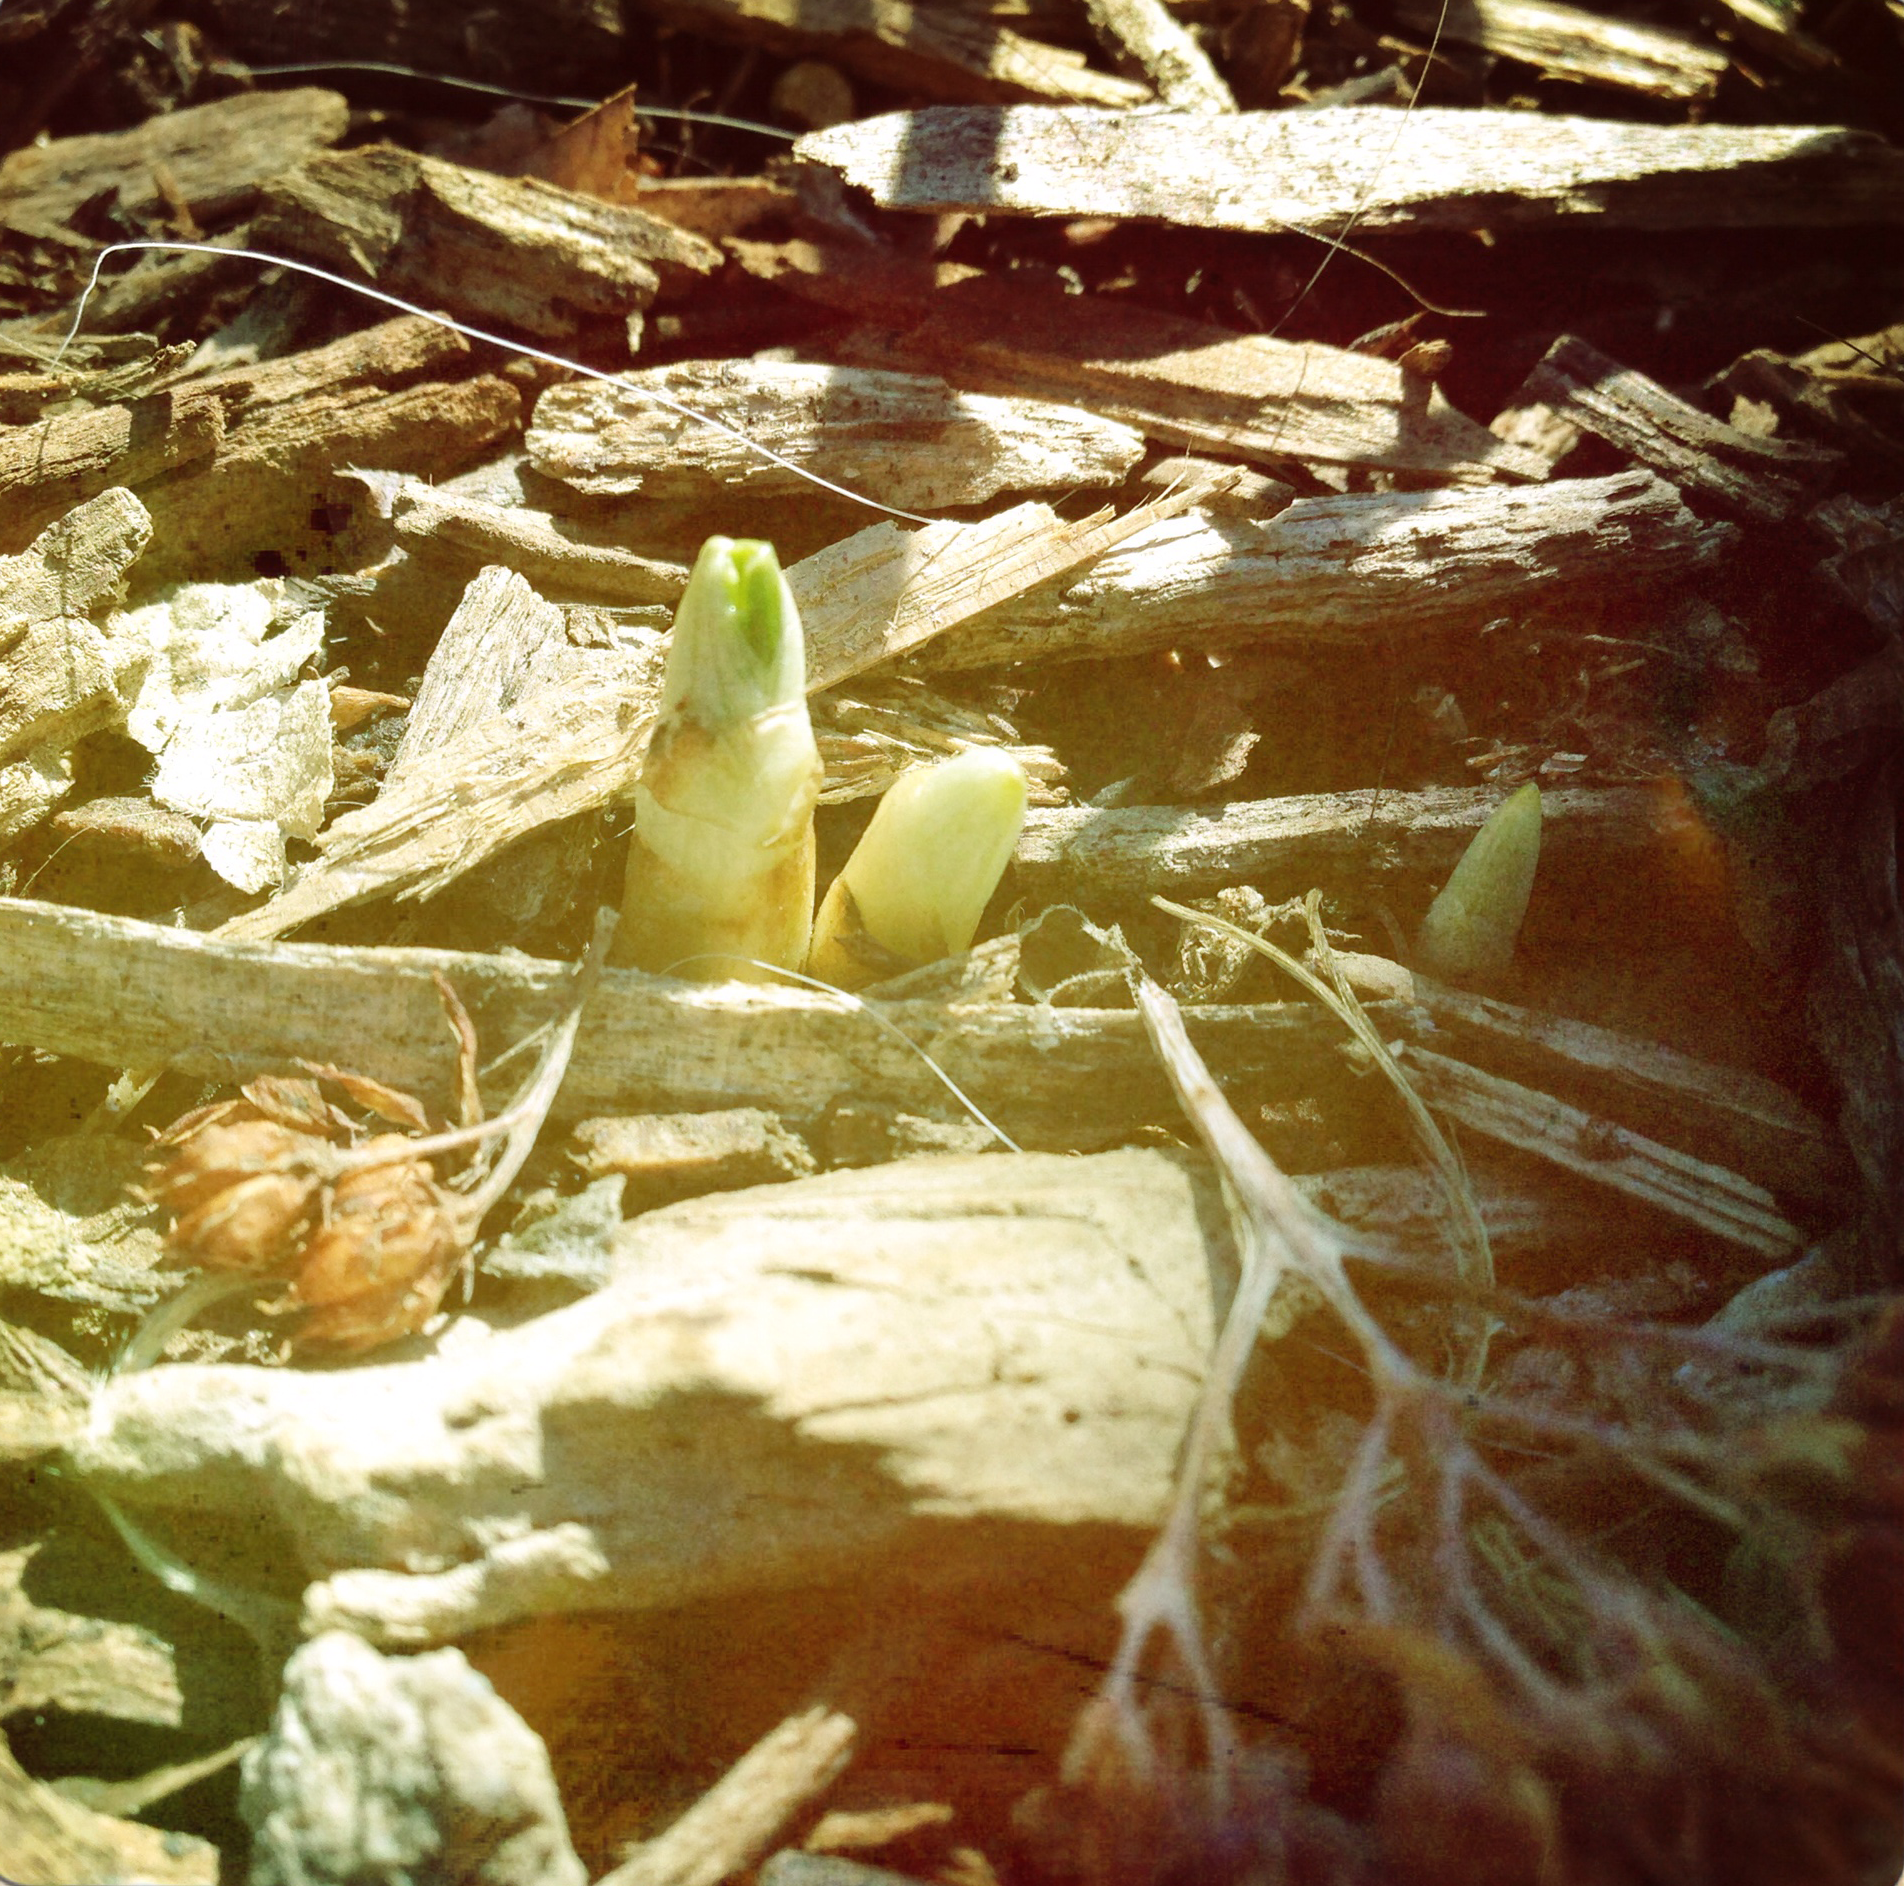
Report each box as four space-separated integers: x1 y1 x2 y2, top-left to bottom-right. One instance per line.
0 87 349 236
526 360 1146 508
793 106 1904 236
253 146 715 339
1392 0 1728 101
1522 333 1841 522
640 0 1152 105
917 469 1734 669
1328 952 1840 1205
736 241 1550 481
1014 784 1670 901
1395 1044 1805 1257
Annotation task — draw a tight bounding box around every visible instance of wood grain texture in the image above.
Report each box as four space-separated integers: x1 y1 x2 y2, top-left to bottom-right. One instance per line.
1015 784 1670 900
641 0 1152 105
740 240 1550 481
0 86 348 235
1523 332 1840 522
920 469 1734 669
1392 0 1728 100
793 106 1904 236
526 360 1146 508
253 146 700 339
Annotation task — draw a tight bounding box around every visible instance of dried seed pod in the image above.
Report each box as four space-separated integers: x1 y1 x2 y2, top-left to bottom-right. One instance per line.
293 1141 465 1309
238 1075 340 1136
169 1167 326 1273
144 1117 328 1223
294 1265 460 1353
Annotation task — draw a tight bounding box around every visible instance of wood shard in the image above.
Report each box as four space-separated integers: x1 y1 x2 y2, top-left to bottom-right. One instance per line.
1523 333 1841 522
0 87 349 236
917 470 1733 670
1329 952 1839 1205
1015 784 1671 901
639 0 1153 105
602 1707 857 1886
789 483 1216 688
1392 0 1729 101
525 360 1147 508
0 389 222 552
253 145 694 339
1080 0 1237 109
1395 1043 1806 1257
739 241 1548 481
792 106 1904 236
348 470 689 607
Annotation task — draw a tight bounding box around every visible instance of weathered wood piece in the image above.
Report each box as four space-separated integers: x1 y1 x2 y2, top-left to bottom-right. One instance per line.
133 318 521 585
1392 0 1728 100
569 1109 817 1210
1079 0 1236 108
348 470 690 607
1329 952 1839 1205
792 107 1904 236
1015 784 1668 901
71 1151 1219 1646
1395 1043 1805 1257
640 0 1152 106
0 897 1360 1135
739 242 1549 481
0 387 222 552
253 146 711 340
602 1707 857 1886
525 362 1147 508
1522 333 1840 522
0 87 348 237
791 486 1215 686
0 1738 216 1886
631 175 802 241
916 470 1733 670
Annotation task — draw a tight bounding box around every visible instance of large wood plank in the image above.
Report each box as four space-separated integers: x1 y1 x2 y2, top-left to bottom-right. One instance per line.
793 106 1904 236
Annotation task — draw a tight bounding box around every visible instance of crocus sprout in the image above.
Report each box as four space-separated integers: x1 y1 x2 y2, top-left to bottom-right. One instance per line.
807 747 1029 990
1416 779 1542 982
616 537 821 977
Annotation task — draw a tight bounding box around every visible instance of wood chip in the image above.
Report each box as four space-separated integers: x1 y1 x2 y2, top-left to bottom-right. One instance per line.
1522 333 1841 522
602 1707 857 1886
348 469 690 607
252 145 704 339
1014 784 1671 901
915 470 1732 670
1080 0 1236 109
0 387 222 552
1392 0 1729 100
525 361 1147 508
0 86 348 237
738 240 1549 481
1395 1042 1805 1257
1329 951 1839 1205
792 106 1904 237
640 0 1153 105
0 1737 216 1886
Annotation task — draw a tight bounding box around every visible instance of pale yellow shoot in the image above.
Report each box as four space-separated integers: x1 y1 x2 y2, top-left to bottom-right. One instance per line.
1416 780 1542 982
616 537 821 977
808 748 1028 990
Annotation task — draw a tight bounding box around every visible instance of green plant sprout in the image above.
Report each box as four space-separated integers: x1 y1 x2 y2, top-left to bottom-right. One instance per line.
807 748 1029 990
1416 779 1542 981
615 538 822 978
